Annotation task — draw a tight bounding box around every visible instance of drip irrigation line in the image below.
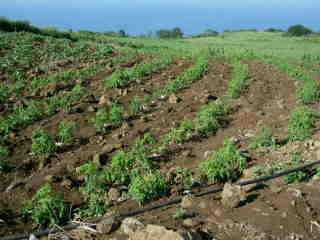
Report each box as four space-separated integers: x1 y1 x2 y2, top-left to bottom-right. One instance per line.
2 159 320 240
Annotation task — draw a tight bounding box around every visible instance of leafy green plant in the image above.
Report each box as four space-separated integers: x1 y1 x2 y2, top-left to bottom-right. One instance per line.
199 139 246 182
94 103 124 132
57 121 78 144
249 127 276 149
31 128 56 155
105 150 135 185
22 184 69 226
161 119 195 146
288 106 317 141
284 152 307 184
129 171 168 204
130 96 143 116
228 61 250 98
105 133 155 184
196 99 228 136
76 162 108 217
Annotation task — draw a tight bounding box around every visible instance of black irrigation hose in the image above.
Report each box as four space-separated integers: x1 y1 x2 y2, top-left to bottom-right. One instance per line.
2 159 320 240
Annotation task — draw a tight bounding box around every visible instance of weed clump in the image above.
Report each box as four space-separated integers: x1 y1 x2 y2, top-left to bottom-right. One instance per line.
288 106 317 141
31 129 56 155
22 184 69 226
199 139 246 182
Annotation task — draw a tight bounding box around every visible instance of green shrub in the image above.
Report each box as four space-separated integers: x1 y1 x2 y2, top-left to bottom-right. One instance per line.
58 121 78 144
288 106 317 141
249 127 276 149
129 171 168 204
94 103 124 132
76 162 108 217
228 61 250 98
287 24 313 37
31 129 56 155
156 27 183 39
22 184 69 226
105 150 135 184
199 139 246 182
196 99 228 136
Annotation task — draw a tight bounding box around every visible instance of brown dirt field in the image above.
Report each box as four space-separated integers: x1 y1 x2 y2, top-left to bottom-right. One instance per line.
1 59 320 240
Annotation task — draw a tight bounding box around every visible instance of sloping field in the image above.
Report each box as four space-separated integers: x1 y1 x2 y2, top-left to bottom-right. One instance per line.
0 31 320 239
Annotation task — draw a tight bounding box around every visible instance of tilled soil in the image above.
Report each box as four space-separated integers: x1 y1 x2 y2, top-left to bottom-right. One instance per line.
1 59 320 239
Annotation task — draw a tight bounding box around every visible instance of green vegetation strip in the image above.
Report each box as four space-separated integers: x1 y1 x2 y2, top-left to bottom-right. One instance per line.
0 84 86 143
227 61 250 98
155 54 208 96
104 54 174 89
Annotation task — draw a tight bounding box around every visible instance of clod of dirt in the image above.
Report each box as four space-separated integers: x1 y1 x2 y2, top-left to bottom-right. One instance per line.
182 218 201 228
108 187 121 202
101 143 123 155
221 183 246 209
129 224 202 240
98 94 110 106
181 195 196 209
60 179 73 190
168 94 181 104
121 217 144 236
96 216 120 234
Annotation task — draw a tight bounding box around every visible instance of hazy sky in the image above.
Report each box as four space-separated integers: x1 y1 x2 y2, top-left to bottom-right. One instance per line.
1 0 319 34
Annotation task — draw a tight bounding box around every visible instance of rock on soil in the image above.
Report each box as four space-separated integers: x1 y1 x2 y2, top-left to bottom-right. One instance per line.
108 187 121 202
129 224 202 240
96 216 120 234
121 217 144 236
181 195 196 209
221 183 246 209
168 94 181 104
